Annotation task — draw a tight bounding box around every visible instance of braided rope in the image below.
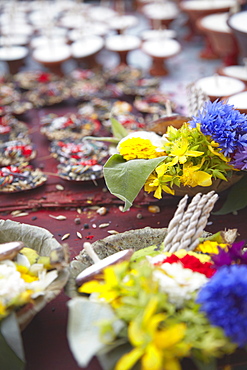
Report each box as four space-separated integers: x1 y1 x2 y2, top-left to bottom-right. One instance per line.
163 191 219 252
186 83 209 117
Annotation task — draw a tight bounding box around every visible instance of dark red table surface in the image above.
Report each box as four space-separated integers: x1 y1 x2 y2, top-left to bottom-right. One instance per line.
1 105 247 370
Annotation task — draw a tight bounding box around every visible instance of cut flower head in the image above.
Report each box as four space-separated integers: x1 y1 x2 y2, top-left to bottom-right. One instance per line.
104 100 246 209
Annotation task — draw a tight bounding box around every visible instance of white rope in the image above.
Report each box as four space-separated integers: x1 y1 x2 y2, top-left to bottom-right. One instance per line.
163 191 219 252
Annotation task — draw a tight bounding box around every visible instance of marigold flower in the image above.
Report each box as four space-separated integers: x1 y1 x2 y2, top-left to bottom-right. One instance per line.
118 137 166 161
117 131 166 161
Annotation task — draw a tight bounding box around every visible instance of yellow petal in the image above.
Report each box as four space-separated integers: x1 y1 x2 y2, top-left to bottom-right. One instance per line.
104 266 118 286
142 344 163 370
161 185 175 195
147 313 167 335
156 163 169 177
195 171 212 187
178 155 187 164
115 347 144 370
142 297 159 327
129 320 146 347
163 357 183 370
154 324 186 350
78 280 104 294
154 186 162 199
186 150 204 157
0 302 7 317
208 145 229 162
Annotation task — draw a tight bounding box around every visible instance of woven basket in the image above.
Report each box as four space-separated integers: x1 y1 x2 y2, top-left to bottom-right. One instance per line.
0 219 69 330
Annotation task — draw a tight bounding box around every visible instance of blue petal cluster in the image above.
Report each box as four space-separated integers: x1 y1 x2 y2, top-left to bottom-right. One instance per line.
231 147 247 170
189 100 247 156
197 265 247 347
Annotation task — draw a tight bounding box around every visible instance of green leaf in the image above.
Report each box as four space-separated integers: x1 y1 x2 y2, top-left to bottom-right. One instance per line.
97 341 132 370
191 356 217 370
130 245 162 263
83 136 120 144
103 154 166 211
0 313 25 370
67 297 124 368
110 117 128 140
213 174 247 215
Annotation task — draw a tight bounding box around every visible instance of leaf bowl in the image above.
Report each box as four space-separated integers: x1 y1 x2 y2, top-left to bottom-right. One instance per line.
66 226 168 298
0 219 69 330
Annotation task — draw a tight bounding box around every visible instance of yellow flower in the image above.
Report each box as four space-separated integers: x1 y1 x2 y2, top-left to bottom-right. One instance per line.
144 173 174 198
118 137 166 161
208 142 230 162
16 265 38 283
115 297 190 370
180 161 212 187
196 240 228 254
0 301 7 318
168 137 204 165
78 262 131 307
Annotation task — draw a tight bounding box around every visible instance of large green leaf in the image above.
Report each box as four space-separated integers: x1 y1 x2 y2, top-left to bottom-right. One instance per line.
67 297 124 368
110 117 128 140
103 154 166 211
0 313 25 370
213 174 247 215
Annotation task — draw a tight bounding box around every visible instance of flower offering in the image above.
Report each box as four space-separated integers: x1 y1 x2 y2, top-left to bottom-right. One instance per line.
104 100 247 210
67 192 246 370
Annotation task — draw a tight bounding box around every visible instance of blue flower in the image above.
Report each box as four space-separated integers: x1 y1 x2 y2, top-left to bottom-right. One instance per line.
231 147 247 170
189 100 247 157
197 265 247 347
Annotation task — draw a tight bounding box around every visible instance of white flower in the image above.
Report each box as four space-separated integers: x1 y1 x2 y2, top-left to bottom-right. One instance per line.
29 268 58 298
0 258 58 309
0 260 26 305
153 262 208 308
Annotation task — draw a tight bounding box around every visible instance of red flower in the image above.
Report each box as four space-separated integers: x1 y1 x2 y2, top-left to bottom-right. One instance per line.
38 73 50 83
157 254 216 278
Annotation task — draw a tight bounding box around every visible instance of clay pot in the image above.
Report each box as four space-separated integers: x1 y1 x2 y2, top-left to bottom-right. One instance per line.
148 114 190 135
196 12 239 65
179 0 236 42
141 38 181 76
105 34 141 66
32 44 71 76
195 75 245 101
141 1 179 29
0 46 28 75
228 10 247 58
222 90 247 114
71 36 104 69
217 65 247 86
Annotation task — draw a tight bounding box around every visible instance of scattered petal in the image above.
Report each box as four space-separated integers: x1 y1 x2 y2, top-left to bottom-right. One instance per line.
61 233 70 240
49 215 67 220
